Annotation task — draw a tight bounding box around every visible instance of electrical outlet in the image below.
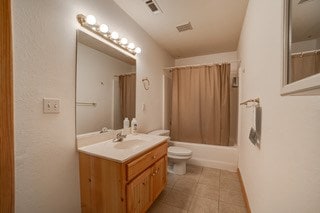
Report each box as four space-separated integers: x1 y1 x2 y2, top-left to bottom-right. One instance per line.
43 98 60 114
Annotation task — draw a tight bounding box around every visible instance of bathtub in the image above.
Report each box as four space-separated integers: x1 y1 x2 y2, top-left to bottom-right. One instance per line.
170 141 239 172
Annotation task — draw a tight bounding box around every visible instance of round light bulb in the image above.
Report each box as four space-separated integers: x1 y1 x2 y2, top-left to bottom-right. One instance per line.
120 38 128 45
134 47 142 54
128 43 135 49
99 24 109 33
86 15 96 25
111 31 119 40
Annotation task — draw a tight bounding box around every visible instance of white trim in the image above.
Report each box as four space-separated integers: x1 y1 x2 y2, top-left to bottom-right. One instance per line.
281 73 320 95
77 28 136 61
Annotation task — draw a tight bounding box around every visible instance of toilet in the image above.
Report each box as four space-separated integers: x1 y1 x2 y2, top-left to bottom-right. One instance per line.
148 130 192 175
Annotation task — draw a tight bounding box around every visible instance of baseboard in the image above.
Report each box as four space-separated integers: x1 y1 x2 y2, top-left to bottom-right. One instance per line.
237 168 251 213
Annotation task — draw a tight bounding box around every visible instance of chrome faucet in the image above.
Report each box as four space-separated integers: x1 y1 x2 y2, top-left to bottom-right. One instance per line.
113 131 126 142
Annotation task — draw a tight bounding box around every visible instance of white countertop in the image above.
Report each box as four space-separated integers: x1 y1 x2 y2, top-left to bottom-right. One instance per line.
78 133 169 163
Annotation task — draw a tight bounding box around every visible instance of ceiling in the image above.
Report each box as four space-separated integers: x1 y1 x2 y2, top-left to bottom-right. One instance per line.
113 0 249 58
292 0 320 42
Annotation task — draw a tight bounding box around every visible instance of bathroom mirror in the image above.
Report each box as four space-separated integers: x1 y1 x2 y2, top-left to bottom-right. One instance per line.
76 30 136 135
282 0 320 95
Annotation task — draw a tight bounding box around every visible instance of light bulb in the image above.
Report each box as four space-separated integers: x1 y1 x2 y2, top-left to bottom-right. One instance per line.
120 38 128 45
111 31 119 40
134 47 142 54
86 15 96 25
99 24 109 33
128 43 135 49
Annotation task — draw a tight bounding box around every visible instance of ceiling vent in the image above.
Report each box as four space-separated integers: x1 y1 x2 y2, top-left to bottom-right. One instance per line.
176 22 193 32
298 0 313 4
144 0 162 14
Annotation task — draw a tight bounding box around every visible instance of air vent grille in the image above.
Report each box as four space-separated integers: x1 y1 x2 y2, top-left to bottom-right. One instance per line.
298 0 312 4
145 0 162 14
176 22 193 32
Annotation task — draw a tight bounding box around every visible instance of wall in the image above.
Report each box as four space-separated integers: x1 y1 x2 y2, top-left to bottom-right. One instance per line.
174 52 239 145
12 0 174 212
237 1 320 212
76 43 133 134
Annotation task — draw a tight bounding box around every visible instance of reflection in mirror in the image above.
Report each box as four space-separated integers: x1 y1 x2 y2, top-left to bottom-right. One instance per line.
288 0 320 83
76 30 136 135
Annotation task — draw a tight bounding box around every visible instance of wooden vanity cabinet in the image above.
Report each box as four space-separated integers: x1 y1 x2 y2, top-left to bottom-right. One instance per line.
126 167 152 213
79 142 167 213
150 157 167 200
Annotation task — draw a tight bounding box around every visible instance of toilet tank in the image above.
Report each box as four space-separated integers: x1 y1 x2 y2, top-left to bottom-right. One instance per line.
148 130 170 136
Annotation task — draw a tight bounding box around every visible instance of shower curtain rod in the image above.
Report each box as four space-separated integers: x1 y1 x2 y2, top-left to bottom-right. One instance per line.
114 72 136 77
163 60 241 70
291 49 320 56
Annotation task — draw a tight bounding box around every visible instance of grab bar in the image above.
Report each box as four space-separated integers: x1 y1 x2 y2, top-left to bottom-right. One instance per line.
76 102 97 106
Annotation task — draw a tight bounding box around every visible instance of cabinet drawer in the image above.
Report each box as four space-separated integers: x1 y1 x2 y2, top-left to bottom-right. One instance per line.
126 142 167 181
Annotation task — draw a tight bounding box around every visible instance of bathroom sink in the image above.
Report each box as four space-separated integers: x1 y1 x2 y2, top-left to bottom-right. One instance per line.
114 139 147 149
78 134 169 162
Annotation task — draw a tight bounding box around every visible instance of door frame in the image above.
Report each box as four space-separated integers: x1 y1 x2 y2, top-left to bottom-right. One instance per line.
0 0 14 212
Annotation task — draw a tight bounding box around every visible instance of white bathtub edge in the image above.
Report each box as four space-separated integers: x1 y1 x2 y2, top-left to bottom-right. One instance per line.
170 141 239 172
188 158 238 172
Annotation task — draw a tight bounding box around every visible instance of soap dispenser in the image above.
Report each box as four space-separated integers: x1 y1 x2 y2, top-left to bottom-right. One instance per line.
131 118 138 134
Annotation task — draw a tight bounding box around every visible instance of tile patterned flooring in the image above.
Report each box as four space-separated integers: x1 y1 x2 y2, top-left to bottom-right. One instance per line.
148 165 248 213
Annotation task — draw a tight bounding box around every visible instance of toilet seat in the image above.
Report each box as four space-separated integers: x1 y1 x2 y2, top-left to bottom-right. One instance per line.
168 146 192 157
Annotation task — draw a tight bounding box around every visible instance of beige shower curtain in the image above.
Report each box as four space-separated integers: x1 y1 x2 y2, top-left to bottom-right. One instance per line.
171 64 231 146
290 52 320 83
119 73 136 121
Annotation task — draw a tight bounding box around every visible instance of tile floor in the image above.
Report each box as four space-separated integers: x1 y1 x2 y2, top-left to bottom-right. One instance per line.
148 165 248 213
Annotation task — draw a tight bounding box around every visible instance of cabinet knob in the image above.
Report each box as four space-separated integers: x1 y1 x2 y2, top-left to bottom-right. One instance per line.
152 155 156 159
152 173 156 176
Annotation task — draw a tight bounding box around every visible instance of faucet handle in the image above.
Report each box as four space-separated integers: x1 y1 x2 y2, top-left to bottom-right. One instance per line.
100 127 109 133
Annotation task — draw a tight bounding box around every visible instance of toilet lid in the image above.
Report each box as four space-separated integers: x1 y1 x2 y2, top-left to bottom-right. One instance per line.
168 146 192 156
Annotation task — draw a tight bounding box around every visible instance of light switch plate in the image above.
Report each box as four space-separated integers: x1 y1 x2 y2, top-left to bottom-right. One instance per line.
43 98 60 114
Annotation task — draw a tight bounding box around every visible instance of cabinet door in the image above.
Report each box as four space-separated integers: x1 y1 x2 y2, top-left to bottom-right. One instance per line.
151 156 167 200
79 153 92 213
127 167 152 213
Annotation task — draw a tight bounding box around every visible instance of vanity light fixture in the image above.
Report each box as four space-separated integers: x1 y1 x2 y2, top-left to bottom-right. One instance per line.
111 31 119 40
77 14 142 55
135 47 142 54
128 42 135 49
120 37 128 45
99 24 109 33
86 15 96 25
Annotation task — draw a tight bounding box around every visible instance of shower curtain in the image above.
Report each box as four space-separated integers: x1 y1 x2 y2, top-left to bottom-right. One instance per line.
119 73 136 121
170 64 231 146
290 51 320 83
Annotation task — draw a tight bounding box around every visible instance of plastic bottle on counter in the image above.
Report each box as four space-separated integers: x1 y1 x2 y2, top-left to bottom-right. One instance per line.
123 117 130 129
131 118 138 134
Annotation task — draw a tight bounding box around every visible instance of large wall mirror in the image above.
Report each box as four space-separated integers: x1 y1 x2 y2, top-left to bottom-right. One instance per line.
76 30 136 135
282 0 320 95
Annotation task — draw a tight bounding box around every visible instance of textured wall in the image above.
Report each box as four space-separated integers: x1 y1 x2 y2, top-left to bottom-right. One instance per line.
237 0 320 212
12 0 173 212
